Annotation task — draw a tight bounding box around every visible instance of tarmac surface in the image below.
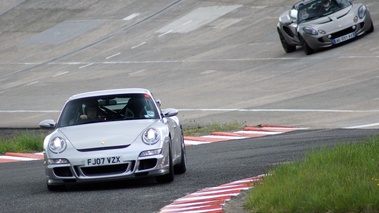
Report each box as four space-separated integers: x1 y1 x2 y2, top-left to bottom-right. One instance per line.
0 125 299 212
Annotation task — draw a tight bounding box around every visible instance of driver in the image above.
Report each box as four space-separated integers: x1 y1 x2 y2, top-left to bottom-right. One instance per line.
320 0 333 12
80 101 101 122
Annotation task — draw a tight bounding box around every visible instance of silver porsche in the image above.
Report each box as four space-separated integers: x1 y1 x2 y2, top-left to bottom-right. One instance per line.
39 88 187 190
277 0 374 55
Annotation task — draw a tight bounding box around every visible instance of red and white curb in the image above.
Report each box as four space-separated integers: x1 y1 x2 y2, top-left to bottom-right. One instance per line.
184 124 306 146
0 152 43 163
159 175 266 213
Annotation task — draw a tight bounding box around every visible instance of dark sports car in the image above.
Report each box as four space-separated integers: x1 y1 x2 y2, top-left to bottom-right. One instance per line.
277 0 374 55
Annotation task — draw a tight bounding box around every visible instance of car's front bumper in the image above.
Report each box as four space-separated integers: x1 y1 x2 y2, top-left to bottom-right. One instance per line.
301 13 372 50
44 145 170 186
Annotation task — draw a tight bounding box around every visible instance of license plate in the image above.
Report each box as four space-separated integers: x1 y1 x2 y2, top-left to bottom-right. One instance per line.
85 156 122 166
333 32 356 44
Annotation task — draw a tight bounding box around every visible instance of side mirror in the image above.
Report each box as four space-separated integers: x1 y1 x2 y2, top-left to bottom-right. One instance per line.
289 9 298 23
161 108 178 117
39 119 56 129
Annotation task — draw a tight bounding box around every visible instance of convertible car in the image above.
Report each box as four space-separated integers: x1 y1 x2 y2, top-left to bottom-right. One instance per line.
39 88 186 190
277 0 374 55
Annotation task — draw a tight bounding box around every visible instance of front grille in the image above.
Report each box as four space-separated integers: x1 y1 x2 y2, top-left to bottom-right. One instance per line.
359 22 365 29
53 167 73 177
80 163 129 176
330 26 356 39
138 159 157 170
283 26 294 37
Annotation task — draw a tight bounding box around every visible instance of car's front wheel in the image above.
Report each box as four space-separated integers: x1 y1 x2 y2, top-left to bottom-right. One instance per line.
174 138 187 174
299 35 314 55
156 143 174 184
278 29 296 53
368 21 374 33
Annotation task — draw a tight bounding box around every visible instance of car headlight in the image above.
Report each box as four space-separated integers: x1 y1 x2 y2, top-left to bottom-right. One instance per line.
48 137 67 154
142 128 160 145
303 26 318 35
358 5 367 19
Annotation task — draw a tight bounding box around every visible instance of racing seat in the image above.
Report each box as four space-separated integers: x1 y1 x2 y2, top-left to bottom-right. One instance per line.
124 97 147 119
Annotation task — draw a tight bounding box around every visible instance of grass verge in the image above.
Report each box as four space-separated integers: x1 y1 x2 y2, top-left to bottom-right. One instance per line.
183 121 245 136
245 136 379 213
0 134 44 154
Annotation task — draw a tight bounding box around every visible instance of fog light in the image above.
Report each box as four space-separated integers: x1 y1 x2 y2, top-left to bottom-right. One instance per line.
139 149 162 157
47 158 69 165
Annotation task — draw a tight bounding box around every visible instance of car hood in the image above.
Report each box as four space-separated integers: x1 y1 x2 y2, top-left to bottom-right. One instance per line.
58 120 158 150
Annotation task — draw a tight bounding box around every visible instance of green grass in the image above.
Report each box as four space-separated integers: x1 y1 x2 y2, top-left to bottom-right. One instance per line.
183 121 245 136
0 134 44 154
245 137 379 213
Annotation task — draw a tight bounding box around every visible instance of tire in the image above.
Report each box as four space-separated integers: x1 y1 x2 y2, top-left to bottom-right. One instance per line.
368 21 374 33
156 143 174 184
174 137 187 175
299 35 314 55
278 29 296 53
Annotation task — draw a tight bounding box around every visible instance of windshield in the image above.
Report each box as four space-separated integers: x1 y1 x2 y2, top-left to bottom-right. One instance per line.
57 93 160 127
297 0 351 23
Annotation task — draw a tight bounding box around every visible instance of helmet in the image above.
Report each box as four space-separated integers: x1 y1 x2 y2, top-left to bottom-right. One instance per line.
322 0 331 8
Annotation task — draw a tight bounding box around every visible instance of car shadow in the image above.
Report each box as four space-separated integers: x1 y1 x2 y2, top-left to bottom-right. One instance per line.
54 177 160 192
